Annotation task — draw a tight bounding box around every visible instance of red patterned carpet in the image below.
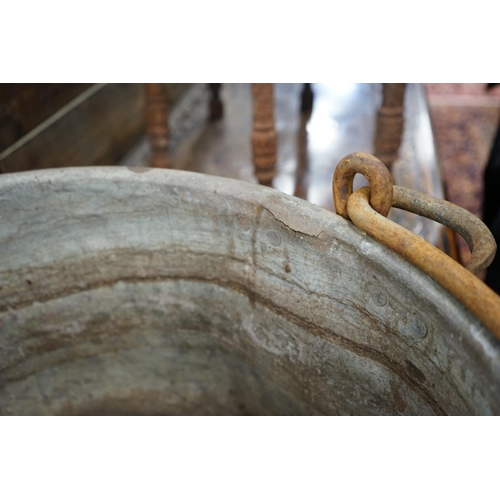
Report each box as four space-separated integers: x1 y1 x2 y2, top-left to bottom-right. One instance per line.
424 83 500 264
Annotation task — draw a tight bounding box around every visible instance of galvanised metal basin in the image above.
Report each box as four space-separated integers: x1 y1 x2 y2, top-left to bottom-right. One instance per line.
0 167 498 415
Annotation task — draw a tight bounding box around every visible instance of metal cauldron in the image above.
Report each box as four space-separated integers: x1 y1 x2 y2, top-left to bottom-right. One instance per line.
0 167 499 415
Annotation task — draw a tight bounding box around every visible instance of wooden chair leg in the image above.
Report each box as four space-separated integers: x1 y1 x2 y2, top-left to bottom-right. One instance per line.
293 112 309 199
251 83 277 186
208 83 223 121
300 83 314 114
374 83 406 170
145 83 171 169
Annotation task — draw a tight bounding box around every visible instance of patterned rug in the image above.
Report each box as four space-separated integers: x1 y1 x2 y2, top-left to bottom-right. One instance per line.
424 83 500 265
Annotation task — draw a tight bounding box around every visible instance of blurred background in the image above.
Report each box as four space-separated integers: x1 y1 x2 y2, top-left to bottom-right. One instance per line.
1 82 499 286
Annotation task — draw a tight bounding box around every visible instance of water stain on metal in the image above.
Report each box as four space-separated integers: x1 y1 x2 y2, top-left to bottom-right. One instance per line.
266 230 282 247
369 286 387 307
405 360 427 385
234 215 251 232
390 380 407 414
408 315 428 341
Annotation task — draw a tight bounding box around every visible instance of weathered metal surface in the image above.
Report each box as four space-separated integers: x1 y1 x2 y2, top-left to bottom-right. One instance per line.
251 83 277 186
145 83 171 169
374 83 406 169
347 186 500 340
1 167 500 415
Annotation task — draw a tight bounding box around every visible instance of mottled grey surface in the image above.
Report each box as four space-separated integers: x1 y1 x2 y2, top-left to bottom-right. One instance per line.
0 167 499 415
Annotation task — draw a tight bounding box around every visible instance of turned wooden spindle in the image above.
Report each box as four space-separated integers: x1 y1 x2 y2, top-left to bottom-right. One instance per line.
145 83 171 169
208 83 223 121
374 83 406 170
300 83 314 114
293 113 309 200
251 83 277 186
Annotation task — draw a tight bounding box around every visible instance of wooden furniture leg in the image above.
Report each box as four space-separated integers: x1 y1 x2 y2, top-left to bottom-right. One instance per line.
251 83 277 186
145 83 171 169
300 83 314 114
208 83 223 121
293 112 309 199
374 83 406 170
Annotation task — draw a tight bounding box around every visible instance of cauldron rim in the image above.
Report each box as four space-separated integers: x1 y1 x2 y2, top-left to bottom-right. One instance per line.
1 167 499 415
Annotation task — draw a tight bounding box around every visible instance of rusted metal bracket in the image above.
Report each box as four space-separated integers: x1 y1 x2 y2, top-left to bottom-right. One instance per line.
333 152 500 339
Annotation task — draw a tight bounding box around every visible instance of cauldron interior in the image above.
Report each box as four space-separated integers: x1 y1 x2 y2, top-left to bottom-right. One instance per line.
1 168 499 415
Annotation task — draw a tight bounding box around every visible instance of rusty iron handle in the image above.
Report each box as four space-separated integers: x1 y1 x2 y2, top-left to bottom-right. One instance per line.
333 152 393 218
346 186 500 339
333 152 496 274
393 186 496 274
